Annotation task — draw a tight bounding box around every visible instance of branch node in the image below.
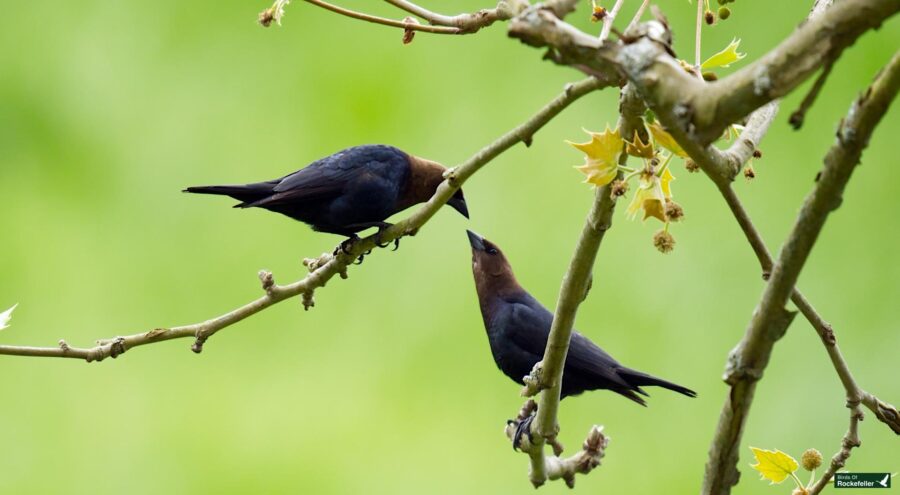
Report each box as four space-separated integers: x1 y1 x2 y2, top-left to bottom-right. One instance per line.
302 291 315 311
402 17 418 44
108 337 126 359
548 434 564 456
442 166 461 186
303 253 333 273
258 270 276 294
520 361 547 396
58 340 70 352
864 395 900 435
191 332 208 354
723 350 764 385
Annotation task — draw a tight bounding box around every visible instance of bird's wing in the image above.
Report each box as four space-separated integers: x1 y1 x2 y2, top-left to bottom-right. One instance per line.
246 157 357 207
504 298 633 391
565 331 634 389
255 145 406 208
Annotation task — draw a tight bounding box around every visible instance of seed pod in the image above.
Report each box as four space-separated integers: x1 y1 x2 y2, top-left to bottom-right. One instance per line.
653 230 676 253
801 449 823 471
718 6 731 19
702 72 719 82
664 199 684 222
705 10 715 24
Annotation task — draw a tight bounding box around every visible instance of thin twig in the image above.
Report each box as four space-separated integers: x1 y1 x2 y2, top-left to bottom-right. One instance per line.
718 101 779 179
789 60 836 129
694 0 703 70
808 401 863 494
0 77 607 362
624 0 649 34
384 0 456 23
303 0 461 33
599 0 626 43
382 0 519 33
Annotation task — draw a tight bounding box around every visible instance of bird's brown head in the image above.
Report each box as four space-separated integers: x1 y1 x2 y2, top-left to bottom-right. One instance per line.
467 230 520 298
405 155 468 219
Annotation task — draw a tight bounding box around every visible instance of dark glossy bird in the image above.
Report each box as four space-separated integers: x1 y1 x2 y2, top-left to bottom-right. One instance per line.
184 145 469 250
467 230 695 405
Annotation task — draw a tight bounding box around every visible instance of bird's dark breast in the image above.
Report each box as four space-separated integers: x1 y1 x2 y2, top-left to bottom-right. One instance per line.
485 304 545 387
487 331 536 386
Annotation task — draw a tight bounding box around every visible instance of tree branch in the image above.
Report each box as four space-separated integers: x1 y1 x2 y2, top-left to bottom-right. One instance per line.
599 0 626 44
383 0 524 33
0 77 607 363
624 0 649 35
300 0 462 34
512 180 619 488
808 399 863 495
703 50 900 495
505 400 609 488
511 83 646 488
509 0 898 145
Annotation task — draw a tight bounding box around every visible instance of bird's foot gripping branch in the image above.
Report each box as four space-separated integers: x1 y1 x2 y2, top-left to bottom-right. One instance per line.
506 399 609 488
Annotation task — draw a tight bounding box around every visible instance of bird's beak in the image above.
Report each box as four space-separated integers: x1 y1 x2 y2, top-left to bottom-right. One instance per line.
466 230 486 251
447 192 469 219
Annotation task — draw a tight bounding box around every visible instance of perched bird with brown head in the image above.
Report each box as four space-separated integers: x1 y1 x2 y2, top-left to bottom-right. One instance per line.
185 145 468 252
467 230 696 404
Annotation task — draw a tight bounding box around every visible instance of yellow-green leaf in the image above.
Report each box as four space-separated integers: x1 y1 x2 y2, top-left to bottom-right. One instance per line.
626 170 671 223
660 166 675 198
701 38 746 70
626 133 655 158
568 126 624 187
648 123 688 158
749 447 799 484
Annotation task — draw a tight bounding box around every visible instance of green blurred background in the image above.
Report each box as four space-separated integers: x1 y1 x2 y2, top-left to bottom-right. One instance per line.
0 1 897 493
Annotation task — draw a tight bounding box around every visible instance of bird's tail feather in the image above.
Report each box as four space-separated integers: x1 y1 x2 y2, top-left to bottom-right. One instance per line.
618 368 697 398
616 388 648 406
183 184 273 207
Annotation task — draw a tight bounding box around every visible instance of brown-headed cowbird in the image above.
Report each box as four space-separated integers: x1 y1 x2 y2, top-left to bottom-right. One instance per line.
185 145 468 251
467 230 695 405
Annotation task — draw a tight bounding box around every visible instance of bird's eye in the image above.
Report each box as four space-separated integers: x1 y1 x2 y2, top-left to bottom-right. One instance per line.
487 247 498 255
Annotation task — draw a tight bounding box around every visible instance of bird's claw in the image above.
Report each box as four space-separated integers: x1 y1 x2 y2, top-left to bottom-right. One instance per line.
374 225 399 250
353 249 372 265
333 235 361 257
508 413 536 452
